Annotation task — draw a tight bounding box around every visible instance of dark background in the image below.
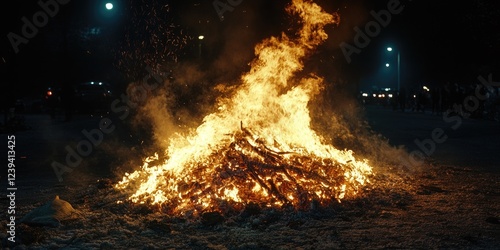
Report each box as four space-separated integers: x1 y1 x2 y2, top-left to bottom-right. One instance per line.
1 0 499 102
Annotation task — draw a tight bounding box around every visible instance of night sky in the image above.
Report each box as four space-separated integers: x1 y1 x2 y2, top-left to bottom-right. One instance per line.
1 0 499 100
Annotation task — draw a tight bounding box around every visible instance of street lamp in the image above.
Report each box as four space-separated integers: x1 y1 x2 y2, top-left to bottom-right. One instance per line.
198 35 204 58
105 3 114 10
385 63 390 68
386 47 400 91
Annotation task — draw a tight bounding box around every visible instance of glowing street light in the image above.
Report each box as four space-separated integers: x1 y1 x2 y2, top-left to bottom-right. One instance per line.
105 2 113 10
385 63 390 68
386 46 400 91
198 35 204 40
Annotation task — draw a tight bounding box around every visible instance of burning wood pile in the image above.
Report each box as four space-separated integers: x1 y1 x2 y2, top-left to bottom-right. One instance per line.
115 0 373 215
169 123 371 214
116 123 371 215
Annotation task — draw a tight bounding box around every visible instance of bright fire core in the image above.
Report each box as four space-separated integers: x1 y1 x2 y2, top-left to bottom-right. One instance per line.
116 0 373 214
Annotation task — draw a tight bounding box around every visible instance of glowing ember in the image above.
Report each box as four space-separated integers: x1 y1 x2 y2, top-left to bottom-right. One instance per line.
116 0 373 214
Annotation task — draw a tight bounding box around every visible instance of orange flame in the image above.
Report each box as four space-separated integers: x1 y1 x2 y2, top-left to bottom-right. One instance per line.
116 0 372 214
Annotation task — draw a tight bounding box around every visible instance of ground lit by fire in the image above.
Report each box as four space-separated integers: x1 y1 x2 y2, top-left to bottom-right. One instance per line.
115 0 373 214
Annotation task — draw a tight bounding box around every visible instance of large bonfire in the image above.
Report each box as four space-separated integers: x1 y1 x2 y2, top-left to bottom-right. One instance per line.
116 0 373 215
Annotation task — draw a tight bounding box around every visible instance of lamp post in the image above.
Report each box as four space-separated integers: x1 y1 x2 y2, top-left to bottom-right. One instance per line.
198 35 204 58
386 47 400 92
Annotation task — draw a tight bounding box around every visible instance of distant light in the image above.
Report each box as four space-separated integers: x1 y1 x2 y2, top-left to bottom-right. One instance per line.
386 63 390 67
423 86 430 92
373 94 377 97
387 47 393 52
47 91 53 96
198 35 204 40
362 93 368 97
384 88 391 91
99 82 103 85
388 94 393 98
105 3 113 10
91 82 94 85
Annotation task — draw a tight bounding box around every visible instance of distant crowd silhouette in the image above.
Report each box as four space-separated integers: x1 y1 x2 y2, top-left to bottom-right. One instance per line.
388 83 500 121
